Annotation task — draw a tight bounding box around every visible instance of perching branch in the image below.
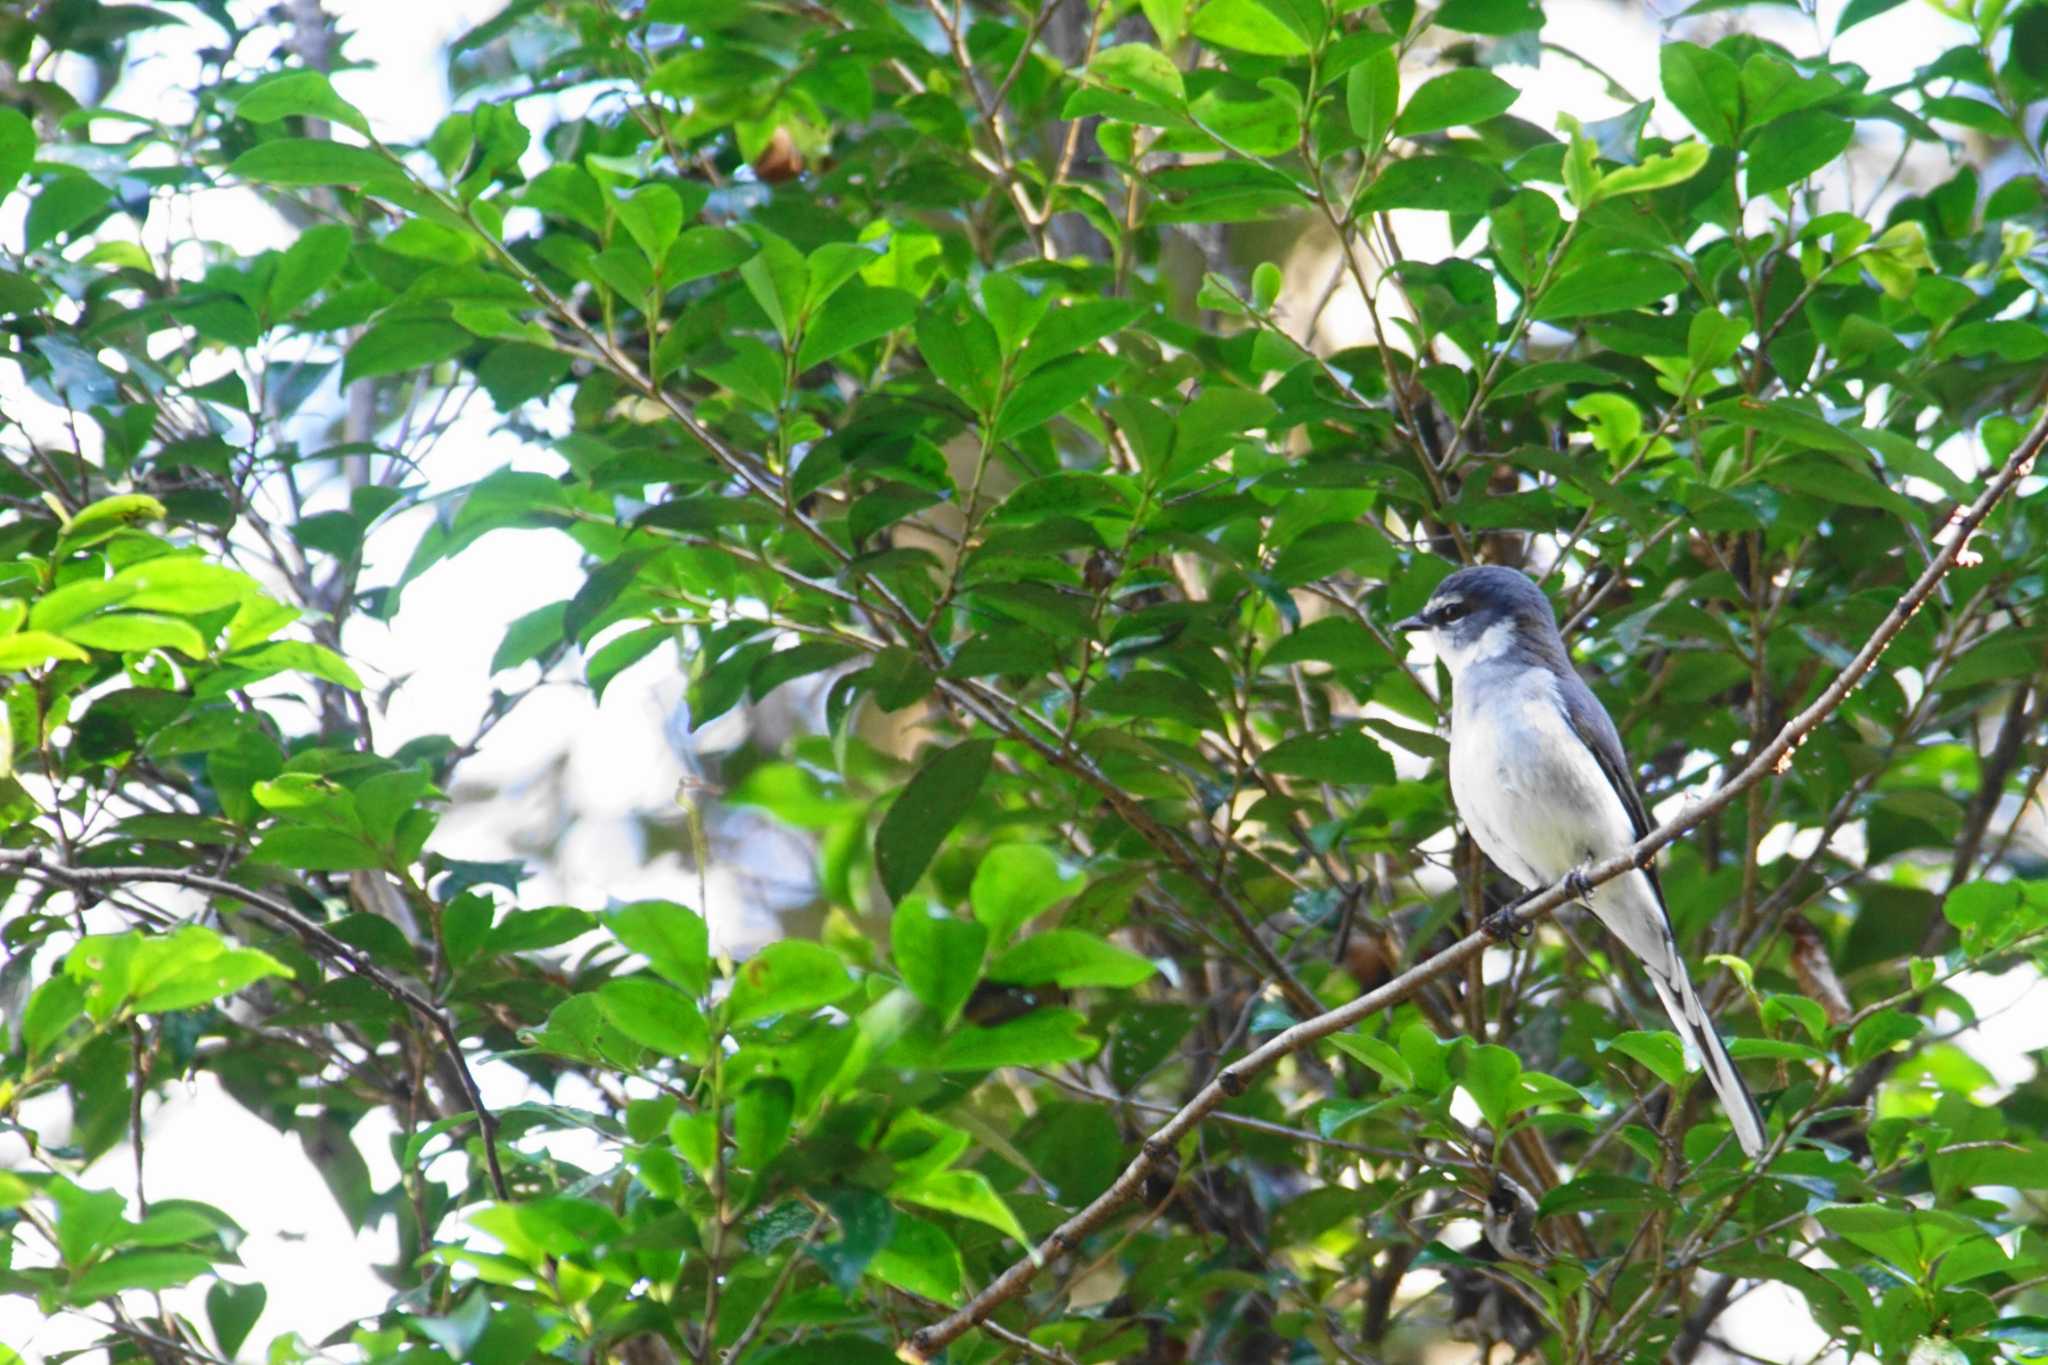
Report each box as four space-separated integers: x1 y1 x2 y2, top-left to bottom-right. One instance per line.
0 852 510 1201
897 408 2046 1363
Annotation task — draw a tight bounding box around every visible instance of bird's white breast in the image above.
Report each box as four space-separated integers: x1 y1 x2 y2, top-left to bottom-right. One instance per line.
1449 667 1638 891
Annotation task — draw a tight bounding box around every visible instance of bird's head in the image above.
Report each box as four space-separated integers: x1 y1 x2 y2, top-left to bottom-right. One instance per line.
1394 565 1563 676
1486 1172 1534 1222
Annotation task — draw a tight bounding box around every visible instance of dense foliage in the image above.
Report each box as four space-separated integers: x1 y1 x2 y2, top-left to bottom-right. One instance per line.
3 0 2048 1361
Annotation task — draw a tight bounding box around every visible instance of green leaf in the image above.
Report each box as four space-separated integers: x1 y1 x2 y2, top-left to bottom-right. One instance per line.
60 613 208 660
751 641 859 700
229 138 407 188
408 1291 491 1362
1660 41 1741 146
1268 522 1393 586
988 930 1157 989
246 826 380 872
587 623 668 701
0 108 33 200
222 640 363 689
1591 141 1710 201
1846 1008 1922 1067
796 284 917 370
1489 188 1562 291
994 354 1122 441
809 1188 895 1295
727 939 855 1026
1699 397 1868 458
1346 46 1399 149
669 226 755 284
206 1281 267 1359
892 902 988 1024
1141 0 1186 47
70 1250 216 1301
613 184 682 267
888 1169 1027 1243
868 1215 965 1304
1327 1031 1412 1088
522 165 606 232
1745 110 1854 197
1396 69 1518 136
603 901 710 995
57 493 167 552
931 1009 1098 1070
1436 0 1543 33
1762 456 1920 522
1937 320 2048 362
807 242 881 313
1019 299 1146 376
1360 156 1509 213
1816 1205 1975 1276
1192 83 1301 157
1837 0 1907 30
23 976 85 1061
131 937 291 1014
342 320 470 384
1259 728 1395 785
0 631 92 669
735 1079 795 1170
111 556 262 615
1088 44 1187 111
47 1179 125 1265
971 845 1081 944
1459 1044 1523 1132
269 223 352 316
988 471 1130 525
1531 257 1684 320
916 300 1001 413
1490 361 1617 400
487 906 596 955
1540 1173 1679 1219
1261 618 1378 672
235 71 370 136
595 979 710 1063
739 230 806 341
875 740 994 903
1087 670 1225 732
1189 0 1310 56
1599 1030 1688 1089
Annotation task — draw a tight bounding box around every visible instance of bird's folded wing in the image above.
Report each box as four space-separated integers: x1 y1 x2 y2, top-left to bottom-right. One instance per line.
1556 673 1670 909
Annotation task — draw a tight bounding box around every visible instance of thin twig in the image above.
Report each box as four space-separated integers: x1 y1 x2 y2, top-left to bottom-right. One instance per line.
0 853 510 1201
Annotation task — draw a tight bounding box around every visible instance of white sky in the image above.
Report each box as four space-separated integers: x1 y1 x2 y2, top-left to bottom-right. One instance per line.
1 0 2032 1361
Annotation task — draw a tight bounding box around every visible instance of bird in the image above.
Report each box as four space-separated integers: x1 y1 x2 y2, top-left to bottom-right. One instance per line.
1395 564 1768 1159
1481 1171 1548 1264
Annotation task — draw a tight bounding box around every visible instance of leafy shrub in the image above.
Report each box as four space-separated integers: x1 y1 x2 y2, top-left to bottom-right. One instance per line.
2 1 2048 1361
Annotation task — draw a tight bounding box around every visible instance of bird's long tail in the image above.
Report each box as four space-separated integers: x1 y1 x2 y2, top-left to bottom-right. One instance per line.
1644 969 1768 1158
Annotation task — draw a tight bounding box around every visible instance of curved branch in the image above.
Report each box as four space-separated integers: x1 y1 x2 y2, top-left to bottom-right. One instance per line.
898 408 2046 1362
0 852 510 1201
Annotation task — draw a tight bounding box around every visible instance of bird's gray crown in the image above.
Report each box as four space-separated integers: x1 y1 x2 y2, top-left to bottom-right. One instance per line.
1395 565 1568 673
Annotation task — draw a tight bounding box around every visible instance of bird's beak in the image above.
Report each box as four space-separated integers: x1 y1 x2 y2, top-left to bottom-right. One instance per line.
1393 613 1429 633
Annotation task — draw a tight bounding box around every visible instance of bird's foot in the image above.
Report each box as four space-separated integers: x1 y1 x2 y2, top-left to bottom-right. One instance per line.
1482 894 1536 943
1564 864 1596 906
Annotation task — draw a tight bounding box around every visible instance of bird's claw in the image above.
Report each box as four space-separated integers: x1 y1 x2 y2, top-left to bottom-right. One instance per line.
1564 866 1595 906
1482 908 1533 943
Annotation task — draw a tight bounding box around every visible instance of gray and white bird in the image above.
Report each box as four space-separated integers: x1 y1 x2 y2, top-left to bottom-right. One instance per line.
1481 1172 1547 1264
1396 565 1767 1159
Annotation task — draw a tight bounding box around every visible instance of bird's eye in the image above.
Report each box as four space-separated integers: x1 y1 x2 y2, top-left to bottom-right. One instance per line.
1437 600 1469 623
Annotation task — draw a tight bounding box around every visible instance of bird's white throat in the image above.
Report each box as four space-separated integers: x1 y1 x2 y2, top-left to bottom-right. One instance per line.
1432 618 1519 680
